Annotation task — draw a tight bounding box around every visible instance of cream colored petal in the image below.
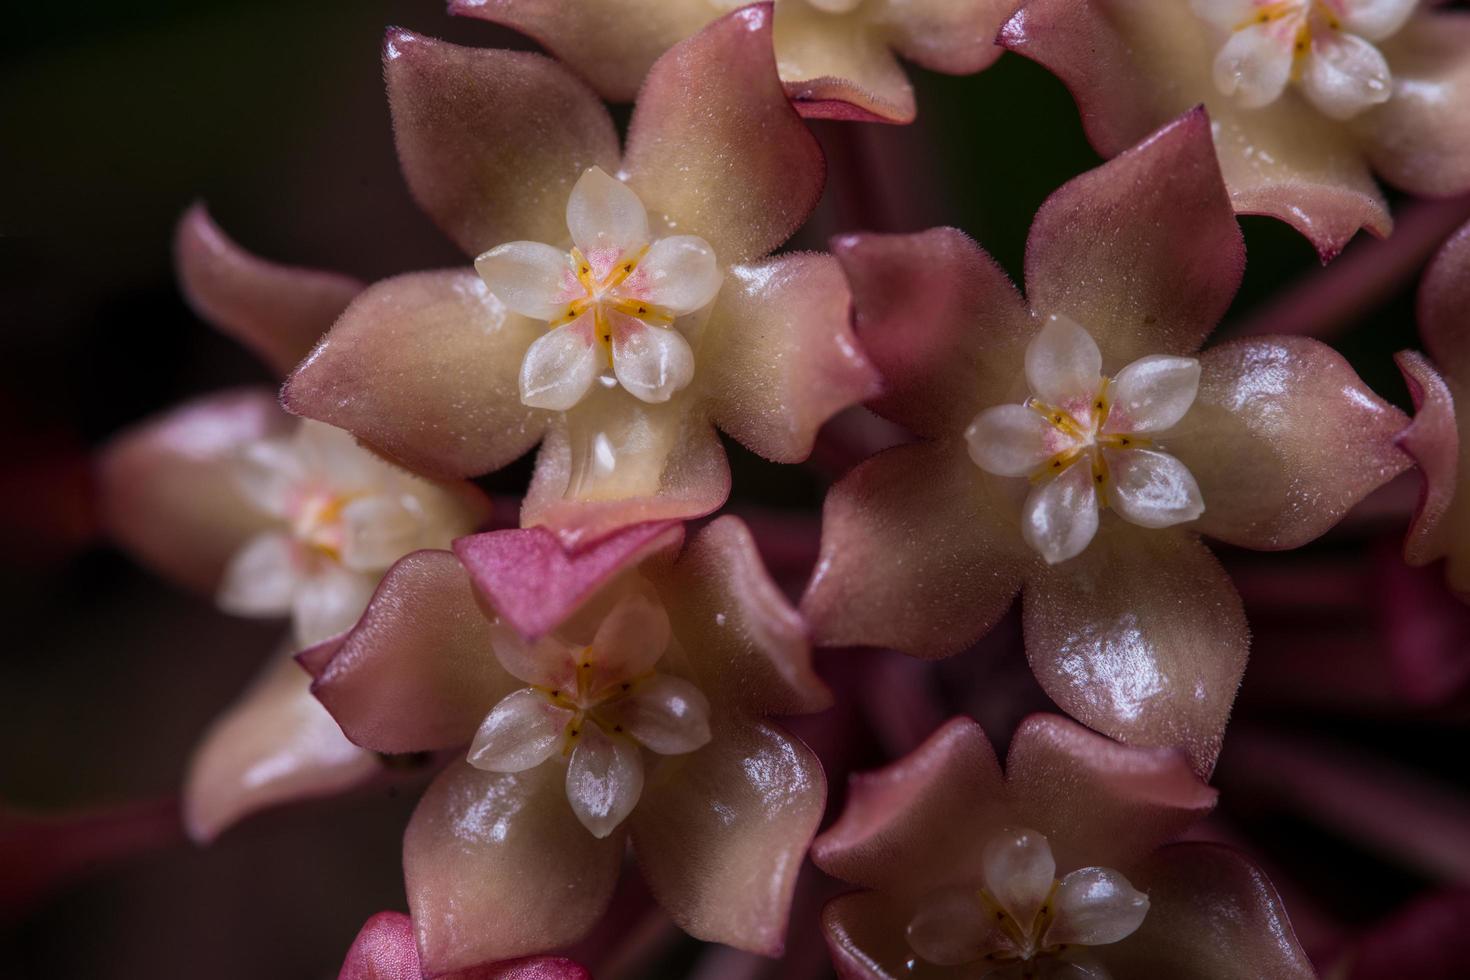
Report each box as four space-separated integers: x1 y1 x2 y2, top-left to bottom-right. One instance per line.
217 532 299 618
229 436 303 518
292 565 377 648
1213 20 1298 109
966 403 1064 478
611 320 695 404
906 885 1015 966
587 592 671 692
1044 867 1150 947
1339 0 1417 41
1025 315 1103 409
1022 461 1100 565
339 494 426 573
1301 33 1392 120
1104 355 1201 434
627 235 722 315
981 827 1057 930
474 241 575 321
599 674 711 756
520 318 602 411
566 723 644 837
467 688 573 772
566 166 650 260
1104 449 1205 529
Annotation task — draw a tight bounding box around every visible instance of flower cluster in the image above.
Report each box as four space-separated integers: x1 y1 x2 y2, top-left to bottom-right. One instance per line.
81 1 1470 978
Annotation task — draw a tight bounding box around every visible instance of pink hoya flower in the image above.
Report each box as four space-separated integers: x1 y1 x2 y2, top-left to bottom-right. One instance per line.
1001 0 1470 259
338 911 589 980
813 714 1315 979
283 5 876 546
1394 217 1470 602
299 517 831 972
451 0 1014 123
800 109 1410 775
99 207 490 841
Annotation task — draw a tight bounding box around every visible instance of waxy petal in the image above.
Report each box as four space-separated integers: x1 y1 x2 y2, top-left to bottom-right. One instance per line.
1167 336 1410 550
485 623 577 692
622 5 825 265
184 647 378 844
704 253 879 463
405 761 625 971
630 718 825 955
1419 218 1470 382
802 441 1028 659
1104 355 1201 434
1022 460 1099 565
905 885 1013 966
304 550 516 753
384 30 620 256
468 689 573 772
283 270 546 480
338 910 592 980
474 242 575 321
340 494 433 573
587 592 672 692
175 205 362 377
98 388 289 593
292 563 379 648
1095 843 1314 979
566 167 650 260
1363 15 1470 197
1044 867 1149 947
821 891 917 980
453 521 684 641
967 403 1060 477
631 235 722 314
1395 353 1459 572
831 227 1032 439
1026 315 1103 408
1302 33 1392 120
771 0 916 123
655 516 832 716
1341 0 1417 40
882 0 1011 76
610 321 696 404
566 723 643 838
1213 21 1297 110
1023 524 1247 776
812 717 1005 897
1024 109 1243 365
607 675 712 755
216 531 298 619
1105 449 1205 530
981 827 1056 928
520 319 602 412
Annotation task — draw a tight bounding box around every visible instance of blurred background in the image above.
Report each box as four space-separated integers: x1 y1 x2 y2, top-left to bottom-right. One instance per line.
3 1 1468 978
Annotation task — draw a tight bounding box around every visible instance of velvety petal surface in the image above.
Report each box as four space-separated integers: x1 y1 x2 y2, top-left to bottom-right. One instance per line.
1022 523 1248 777
703 253 878 463
184 646 378 844
1166 336 1410 550
654 516 831 716
384 30 620 256
305 550 516 753
802 441 1029 659
1024 109 1243 366
771 0 916 123
453 521 683 641
98 388 290 593
175 205 363 377
812 717 1005 898
832 227 1032 438
1361 14 1470 198
630 717 825 955
622 5 825 265
283 270 546 480
1095 843 1314 979
338 910 592 980
405 760 625 971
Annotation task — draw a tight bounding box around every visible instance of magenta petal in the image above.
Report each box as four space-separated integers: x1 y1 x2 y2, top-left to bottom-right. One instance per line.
1025 108 1242 363
185 646 378 843
283 270 546 480
384 29 620 256
338 910 591 980
307 550 515 753
1023 525 1247 777
705 253 880 464
1396 351 1459 569
98 387 289 594
622 4 825 265
175 204 362 378
831 227 1031 438
453 522 684 641
1097 842 1313 979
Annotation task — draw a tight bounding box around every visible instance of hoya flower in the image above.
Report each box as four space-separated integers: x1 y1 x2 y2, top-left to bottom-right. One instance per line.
801 110 1410 775
337 911 588 980
451 0 1014 123
813 715 1315 979
1001 0 1470 258
99 206 489 841
1394 217 1469 602
284 6 876 545
299 518 830 972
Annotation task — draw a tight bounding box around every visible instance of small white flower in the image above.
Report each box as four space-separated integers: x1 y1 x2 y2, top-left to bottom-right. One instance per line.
476 167 724 411
966 316 1205 565
1192 0 1415 119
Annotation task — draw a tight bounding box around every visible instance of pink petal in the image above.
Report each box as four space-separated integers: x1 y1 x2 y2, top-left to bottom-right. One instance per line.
704 254 879 463
1024 108 1243 365
520 398 730 547
1022 524 1247 777
338 910 593 980
630 717 825 955
586 592 671 692
830 227 1031 439
653 516 832 715
801 441 1028 659
305 550 517 753
1094 842 1313 979
1001 0 1391 261
448 0 713 103
97 387 290 594
774 2 917 124
622 5 825 265
452 522 684 641
1419 218 1470 382
1395 352 1459 571
1168 336 1410 551
185 646 379 843
383 29 620 256
1005 714 1216 873
175 204 362 378
812 717 1004 898
282 270 546 480
883 0 1011 76
1363 14 1470 198
819 891 915 980
404 760 626 971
